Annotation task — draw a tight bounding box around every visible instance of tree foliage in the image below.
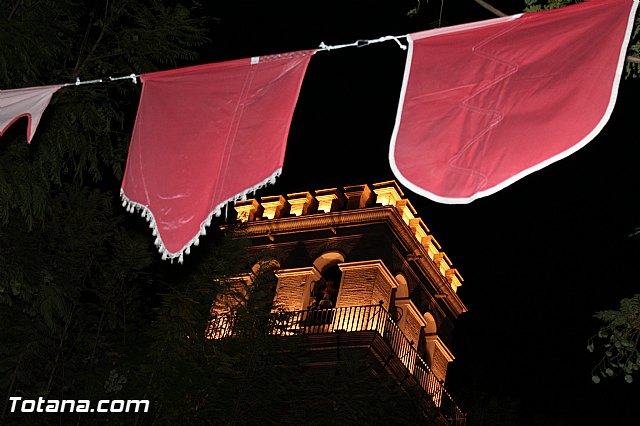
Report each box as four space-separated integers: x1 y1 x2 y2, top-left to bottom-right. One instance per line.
0 1 222 423
0 0 209 228
587 294 640 384
198 260 438 425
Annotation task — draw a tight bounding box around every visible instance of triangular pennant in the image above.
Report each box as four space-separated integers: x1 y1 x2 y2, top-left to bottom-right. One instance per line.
122 51 314 261
0 85 62 143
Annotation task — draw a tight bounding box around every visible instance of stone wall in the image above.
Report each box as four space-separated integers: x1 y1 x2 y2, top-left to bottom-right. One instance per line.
336 261 397 310
273 267 320 311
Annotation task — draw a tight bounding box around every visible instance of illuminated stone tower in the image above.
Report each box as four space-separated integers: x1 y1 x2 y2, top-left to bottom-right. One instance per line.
209 180 467 424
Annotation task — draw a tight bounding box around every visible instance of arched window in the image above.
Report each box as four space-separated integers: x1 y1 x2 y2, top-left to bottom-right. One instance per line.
307 251 345 310
310 264 342 310
420 312 438 364
312 251 345 272
303 252 344 327
395 273 409 299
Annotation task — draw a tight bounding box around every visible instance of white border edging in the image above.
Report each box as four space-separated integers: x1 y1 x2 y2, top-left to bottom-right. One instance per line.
121 168 282 263
389 2 638 204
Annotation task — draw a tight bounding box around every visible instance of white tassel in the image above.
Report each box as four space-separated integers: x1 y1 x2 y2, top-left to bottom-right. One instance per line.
122 168 283 263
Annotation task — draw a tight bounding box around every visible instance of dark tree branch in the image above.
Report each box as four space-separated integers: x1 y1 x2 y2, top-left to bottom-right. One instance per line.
473 0 507 17
7 0 20 20
73 17 96 77
46 305 76 395
2 353 22 418
72 0 110 78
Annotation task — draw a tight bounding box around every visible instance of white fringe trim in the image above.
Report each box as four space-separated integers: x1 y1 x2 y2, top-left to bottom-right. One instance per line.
120 168 282 263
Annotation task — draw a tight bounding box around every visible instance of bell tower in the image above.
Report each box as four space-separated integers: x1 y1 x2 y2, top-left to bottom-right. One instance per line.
210 180 468 424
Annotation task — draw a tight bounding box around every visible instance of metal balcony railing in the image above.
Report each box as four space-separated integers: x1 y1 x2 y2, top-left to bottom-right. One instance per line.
207 304 466 425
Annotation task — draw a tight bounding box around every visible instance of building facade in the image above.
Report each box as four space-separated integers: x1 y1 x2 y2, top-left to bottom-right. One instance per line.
209 181 467 424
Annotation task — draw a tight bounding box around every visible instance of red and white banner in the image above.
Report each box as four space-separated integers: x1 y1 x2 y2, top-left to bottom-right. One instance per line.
121 51 313 261
0 85 62 143
390 0 638 203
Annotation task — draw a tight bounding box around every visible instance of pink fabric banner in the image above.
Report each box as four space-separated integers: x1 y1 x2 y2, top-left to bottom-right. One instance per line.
390 0 638 203
121 51 314 261
0 85 62 143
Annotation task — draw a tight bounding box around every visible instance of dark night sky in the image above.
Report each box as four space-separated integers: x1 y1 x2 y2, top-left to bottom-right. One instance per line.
200 1 640 424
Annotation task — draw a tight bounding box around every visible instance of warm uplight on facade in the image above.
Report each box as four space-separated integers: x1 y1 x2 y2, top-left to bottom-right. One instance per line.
287 192 314 216
395 199 417 226
235 204 253 223
316 194 337 213
212 180 468 423
372 183 403 206
446 269 463 293
260 195 286 219
234 199 261 223
231 181 464 296
315 189 344 213
433 252 452 277
421 235 441 260
410 218 429 244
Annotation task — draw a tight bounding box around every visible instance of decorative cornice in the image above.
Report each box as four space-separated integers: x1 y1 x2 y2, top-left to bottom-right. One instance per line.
229 206 467 316
223 181 468 316
395 297 428 328
274 266 319 278
337 259 399 290
425 334 456 363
